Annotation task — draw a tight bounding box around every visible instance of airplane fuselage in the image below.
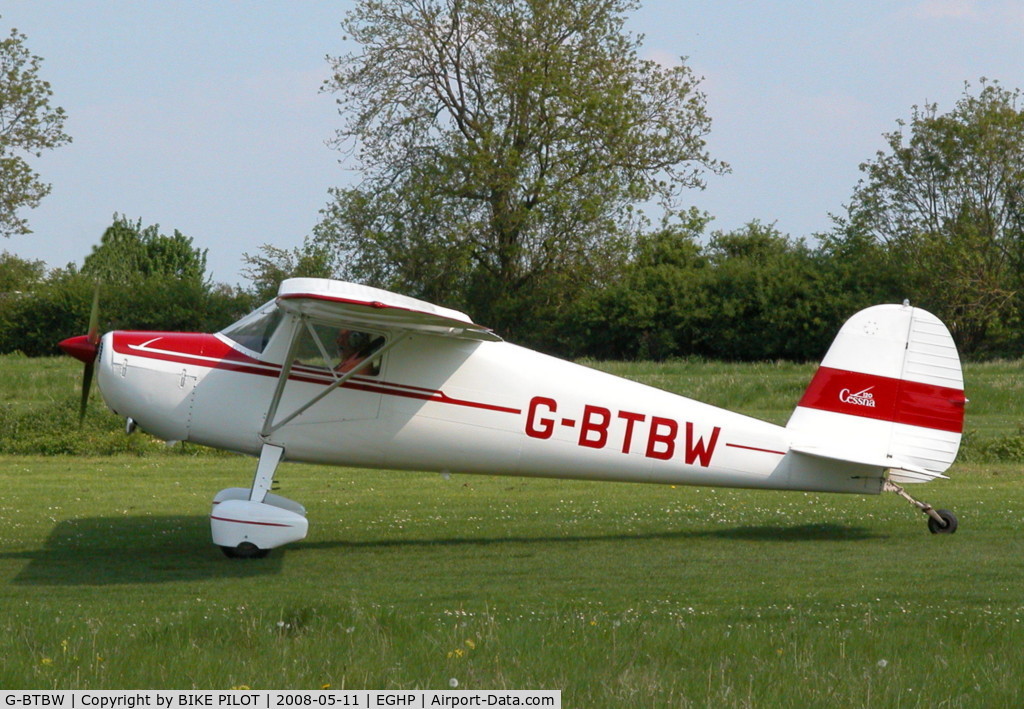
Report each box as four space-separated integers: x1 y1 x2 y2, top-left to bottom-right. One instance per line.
96 328 880 496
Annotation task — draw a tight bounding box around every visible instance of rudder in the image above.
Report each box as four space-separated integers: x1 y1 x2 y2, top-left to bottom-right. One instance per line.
786 304 966 482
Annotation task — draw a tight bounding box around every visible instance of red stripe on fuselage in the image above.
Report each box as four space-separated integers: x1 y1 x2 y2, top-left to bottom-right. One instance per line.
725 443 786 456
797 366 965 433
110 332 522 416
209 514 293 528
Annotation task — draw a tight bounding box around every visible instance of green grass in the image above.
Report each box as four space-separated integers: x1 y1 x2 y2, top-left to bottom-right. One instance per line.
2 457 1024 704
0 355 1022 702
0 353 82 407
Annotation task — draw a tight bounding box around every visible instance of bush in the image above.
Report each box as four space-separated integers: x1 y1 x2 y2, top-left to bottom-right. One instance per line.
959 428 1024 463
0 270 255 356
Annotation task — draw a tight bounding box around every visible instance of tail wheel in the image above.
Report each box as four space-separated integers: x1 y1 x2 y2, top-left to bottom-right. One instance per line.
927 509 958 534
885 481 959 535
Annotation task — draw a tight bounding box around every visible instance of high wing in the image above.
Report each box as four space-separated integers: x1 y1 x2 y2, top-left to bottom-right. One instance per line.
256 278 499 441
276 278 501 342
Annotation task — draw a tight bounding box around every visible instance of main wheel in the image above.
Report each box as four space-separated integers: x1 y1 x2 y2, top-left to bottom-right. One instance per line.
927 509 958 534
220 542 270 559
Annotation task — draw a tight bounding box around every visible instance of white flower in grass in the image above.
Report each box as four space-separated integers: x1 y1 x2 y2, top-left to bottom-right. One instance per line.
448 678 459 688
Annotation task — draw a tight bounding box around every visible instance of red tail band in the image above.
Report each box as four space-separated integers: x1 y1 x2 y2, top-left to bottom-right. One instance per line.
797 367 965 434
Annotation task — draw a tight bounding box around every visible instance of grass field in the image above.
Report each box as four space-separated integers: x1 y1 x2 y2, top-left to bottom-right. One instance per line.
0 356 1022 705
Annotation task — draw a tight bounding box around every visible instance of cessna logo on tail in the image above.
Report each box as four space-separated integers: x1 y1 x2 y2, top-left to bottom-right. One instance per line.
839 386 876 408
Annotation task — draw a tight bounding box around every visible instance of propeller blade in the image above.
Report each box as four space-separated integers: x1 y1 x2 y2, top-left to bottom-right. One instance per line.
80 359 95 424
87 283 100 345
61 282 102 426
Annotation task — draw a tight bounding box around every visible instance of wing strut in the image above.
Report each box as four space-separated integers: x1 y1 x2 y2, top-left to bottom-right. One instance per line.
259 314 403 438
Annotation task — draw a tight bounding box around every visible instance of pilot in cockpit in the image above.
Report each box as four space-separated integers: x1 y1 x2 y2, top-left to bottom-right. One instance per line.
336 329 383 374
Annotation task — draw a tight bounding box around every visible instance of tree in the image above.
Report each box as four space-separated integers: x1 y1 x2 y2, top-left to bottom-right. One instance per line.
242 237 337 302
696 221 832 361
0 218 252 356
81 215 209 286
317 0 726 338
566 210 710 359
0 250 44 293
844 80 1024 353
0 19 71 237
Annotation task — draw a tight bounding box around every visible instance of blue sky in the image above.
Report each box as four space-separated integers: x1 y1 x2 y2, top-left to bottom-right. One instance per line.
3 0 1022 286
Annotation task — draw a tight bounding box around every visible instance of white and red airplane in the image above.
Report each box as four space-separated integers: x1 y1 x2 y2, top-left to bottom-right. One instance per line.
60 278 966 558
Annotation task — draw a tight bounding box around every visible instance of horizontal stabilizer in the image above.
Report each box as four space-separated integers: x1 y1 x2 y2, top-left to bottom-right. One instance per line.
886 468 950 484
789 444 949 483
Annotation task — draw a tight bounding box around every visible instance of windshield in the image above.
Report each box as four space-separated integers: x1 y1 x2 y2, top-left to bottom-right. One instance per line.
220 300 283 354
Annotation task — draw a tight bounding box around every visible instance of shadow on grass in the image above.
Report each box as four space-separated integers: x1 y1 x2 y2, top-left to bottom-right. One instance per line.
5 515 284 586
699 523 886 541
5 518 885 586
295 522 886 552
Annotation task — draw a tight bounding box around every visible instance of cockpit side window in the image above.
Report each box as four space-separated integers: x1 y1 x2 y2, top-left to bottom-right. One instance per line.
294 322 384 376
220 301 284 354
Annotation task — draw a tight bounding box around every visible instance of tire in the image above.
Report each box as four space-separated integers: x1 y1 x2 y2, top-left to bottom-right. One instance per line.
927 509 958 534
221 542 270 559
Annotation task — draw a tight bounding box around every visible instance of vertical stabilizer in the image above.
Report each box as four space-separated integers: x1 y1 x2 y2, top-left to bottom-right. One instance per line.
786 304 966 482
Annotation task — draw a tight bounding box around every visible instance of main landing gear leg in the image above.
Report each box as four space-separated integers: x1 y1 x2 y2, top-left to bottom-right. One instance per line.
884 480 958 534
210 443 309 558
